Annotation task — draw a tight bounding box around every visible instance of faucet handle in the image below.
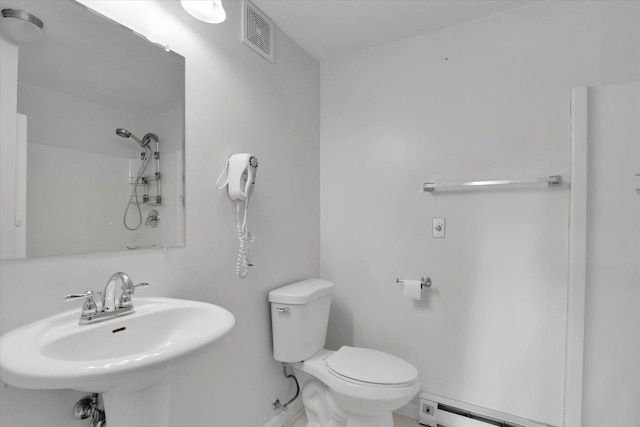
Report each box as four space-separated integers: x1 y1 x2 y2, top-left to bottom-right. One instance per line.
64 290 98 317
120 281 149 294
118 282 149 308
64 290 93 300
122 282 150 296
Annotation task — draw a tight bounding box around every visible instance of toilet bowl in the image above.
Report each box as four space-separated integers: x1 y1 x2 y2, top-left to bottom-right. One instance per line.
295 348 419 426
269 279 419 427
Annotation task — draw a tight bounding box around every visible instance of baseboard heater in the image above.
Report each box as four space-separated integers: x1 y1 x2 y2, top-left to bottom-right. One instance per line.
419 393 556 427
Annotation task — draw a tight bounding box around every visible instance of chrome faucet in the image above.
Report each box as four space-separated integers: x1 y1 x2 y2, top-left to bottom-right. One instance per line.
64 272 149 325
102 272 148 311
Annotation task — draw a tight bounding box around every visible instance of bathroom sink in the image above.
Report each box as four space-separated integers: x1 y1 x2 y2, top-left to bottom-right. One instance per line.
0 297 235 393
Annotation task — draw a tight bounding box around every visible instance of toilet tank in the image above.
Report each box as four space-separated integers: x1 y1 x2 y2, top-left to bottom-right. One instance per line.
268 279 334 363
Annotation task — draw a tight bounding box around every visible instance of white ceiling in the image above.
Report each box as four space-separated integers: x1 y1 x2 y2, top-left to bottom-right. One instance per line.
251 0 540 61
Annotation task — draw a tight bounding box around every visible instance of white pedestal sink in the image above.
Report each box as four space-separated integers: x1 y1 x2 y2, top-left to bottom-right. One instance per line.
0 297 235 427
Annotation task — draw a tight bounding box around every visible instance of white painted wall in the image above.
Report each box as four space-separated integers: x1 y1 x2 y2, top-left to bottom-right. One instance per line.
0 2 319 427
582 82 639 427
320 2 640 426
2 2 638 426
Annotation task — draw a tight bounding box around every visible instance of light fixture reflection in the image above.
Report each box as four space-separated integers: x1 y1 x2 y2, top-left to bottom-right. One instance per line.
1 8 45 44
181 1 226 24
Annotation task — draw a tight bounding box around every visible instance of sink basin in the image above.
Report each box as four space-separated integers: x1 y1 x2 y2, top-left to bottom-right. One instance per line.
0 297 235 392
0 297 235 427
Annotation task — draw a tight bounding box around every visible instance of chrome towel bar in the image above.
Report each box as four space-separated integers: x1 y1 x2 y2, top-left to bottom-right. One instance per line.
423 175 562 192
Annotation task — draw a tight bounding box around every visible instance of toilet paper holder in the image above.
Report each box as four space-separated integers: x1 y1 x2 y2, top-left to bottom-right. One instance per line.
396 276 432 288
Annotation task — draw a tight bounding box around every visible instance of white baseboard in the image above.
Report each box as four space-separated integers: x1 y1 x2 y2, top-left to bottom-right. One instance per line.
261 400 304 427
420 392 549 427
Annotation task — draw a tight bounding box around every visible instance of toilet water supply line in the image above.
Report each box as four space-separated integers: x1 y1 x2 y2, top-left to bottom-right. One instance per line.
273 363 300 411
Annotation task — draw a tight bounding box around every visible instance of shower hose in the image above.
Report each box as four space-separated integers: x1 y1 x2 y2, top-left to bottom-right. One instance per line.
123 146 151 231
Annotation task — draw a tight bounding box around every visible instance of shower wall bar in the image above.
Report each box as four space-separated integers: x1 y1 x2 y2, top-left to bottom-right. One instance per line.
423 175 562 192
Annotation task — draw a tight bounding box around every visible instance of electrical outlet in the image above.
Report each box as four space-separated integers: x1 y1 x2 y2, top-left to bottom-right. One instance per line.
419 398 438 426
423 404 435 415
432 218 445 238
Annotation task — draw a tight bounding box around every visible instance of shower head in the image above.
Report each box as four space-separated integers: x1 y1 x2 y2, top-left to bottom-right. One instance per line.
116 128 148 148
115 128 130 138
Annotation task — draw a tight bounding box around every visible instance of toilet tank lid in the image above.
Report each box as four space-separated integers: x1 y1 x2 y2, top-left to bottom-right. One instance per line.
268 279 334 304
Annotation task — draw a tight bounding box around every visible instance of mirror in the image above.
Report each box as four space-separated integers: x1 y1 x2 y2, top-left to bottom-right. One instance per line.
0 0 185 259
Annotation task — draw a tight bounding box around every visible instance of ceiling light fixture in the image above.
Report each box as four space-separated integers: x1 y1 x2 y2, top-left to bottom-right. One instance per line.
181 1 226 24
1 9 45 44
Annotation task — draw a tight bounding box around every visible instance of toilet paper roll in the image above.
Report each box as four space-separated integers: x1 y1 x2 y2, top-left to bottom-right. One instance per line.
402 280 422 300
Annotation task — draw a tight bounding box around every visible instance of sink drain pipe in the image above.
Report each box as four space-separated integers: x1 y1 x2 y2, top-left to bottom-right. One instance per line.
272 363 299 411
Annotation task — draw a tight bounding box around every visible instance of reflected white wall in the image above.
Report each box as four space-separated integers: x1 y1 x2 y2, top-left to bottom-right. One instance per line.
18 83 183 256
27 143 129 255
0 35 20 259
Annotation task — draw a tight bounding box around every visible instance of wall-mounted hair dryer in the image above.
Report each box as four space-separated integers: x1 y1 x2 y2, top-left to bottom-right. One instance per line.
216 153 258 203
216 153 259 279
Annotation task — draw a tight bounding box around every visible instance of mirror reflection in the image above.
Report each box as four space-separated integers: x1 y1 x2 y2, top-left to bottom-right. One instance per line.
0 0 185 259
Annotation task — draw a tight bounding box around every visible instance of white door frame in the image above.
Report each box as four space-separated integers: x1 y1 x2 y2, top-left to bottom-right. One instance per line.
564 86 587 427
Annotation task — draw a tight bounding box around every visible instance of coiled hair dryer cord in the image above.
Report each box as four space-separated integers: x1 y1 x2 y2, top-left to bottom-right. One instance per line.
235 200 253 279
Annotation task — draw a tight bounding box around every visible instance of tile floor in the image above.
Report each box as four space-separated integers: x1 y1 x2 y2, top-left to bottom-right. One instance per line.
284 409 422 427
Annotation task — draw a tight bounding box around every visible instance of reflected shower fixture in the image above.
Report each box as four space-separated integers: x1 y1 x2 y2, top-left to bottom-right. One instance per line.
116 128 162 231
1 9 45 44
116 128 148 148
181 0 226 24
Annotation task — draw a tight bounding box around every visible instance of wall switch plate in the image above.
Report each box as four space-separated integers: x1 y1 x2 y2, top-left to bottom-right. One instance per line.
432 218 445 238
419 398 438 426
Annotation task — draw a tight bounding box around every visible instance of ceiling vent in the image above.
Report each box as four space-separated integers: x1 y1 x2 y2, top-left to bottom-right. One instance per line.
242 0 274 63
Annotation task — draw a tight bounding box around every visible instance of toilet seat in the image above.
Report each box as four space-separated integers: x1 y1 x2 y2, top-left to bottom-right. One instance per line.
326 346 417 387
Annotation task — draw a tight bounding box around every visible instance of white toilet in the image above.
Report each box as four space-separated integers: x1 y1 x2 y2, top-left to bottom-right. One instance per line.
269 279 419 427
